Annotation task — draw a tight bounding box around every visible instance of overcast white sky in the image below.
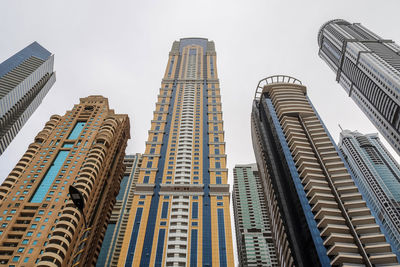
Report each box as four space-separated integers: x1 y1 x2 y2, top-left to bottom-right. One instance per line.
1 0 400 263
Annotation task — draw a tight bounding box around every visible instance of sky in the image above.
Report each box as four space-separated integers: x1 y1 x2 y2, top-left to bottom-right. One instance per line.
1 0 400 264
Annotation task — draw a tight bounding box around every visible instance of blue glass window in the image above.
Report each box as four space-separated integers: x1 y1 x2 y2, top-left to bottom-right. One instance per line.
143 176 149 183
30 151 69 203
217 209 227 267
124 208 143 266
161 202 169 219
160 221 166 226
155 229 166 267
67 122 86 140
215 162 221 169
216 177 222 184
97 223 115 267
192 202 198 219
116 175 129 201
62 143 74 148
146 161 152 168
190 229 198 266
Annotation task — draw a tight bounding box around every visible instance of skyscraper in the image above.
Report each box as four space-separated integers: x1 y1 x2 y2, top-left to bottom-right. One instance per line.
251 75 399 266
0 42 55 155
0 95 129 267
318 19 400 156
118 38 234 266
232 164 278 267
339 130 400 260
97 153 142 267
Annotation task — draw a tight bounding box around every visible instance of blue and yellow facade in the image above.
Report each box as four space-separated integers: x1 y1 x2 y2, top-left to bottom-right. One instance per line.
118 38 234 266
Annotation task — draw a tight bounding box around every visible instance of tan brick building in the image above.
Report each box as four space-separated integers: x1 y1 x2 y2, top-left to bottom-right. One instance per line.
0 95 129 267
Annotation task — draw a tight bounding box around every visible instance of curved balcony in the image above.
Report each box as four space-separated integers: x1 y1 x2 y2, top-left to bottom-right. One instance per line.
39 251 63 267
46 244 66 259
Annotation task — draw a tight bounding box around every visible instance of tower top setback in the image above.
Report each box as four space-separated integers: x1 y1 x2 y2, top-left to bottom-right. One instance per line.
317 19 349 47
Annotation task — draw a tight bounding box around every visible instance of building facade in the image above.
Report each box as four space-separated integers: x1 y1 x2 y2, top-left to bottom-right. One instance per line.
118 38 234 266
251 75 399 266
96 153 142 267
0 42 56 155
232 163 278 267
339 130 400 260
318 19 400 156
0 95 129 267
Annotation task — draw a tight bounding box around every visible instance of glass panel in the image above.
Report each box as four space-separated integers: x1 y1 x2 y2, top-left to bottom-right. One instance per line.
67 122 86 140
30 151 69 203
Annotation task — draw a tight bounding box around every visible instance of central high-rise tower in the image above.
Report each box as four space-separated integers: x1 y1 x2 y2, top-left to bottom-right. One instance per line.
118 38 234 266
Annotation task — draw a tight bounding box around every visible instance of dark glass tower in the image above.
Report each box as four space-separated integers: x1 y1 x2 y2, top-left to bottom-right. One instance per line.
318 19 400 156
251 75 399 266
0 42 55 155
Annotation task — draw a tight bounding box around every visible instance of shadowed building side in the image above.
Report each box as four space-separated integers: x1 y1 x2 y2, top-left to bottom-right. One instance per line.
96 153 142 267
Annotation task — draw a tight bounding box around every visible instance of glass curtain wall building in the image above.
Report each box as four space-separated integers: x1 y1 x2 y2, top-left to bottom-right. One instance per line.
318 19 400 156
96 153 142 267
118 38 234 266
233 163 278 267
339 130 400 260
251 75 399 266
0 95 130 267
0 42 56 155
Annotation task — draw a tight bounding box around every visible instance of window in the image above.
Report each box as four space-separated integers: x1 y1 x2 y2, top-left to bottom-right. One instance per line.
161 202 169 219
192 202 198 219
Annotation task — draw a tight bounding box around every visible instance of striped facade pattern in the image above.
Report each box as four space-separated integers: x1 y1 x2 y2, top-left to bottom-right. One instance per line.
118 38 234 266
251 75 399 266
339 130 400 260
96 153 142 267
233 164 278 267
318 19 400 156
0 96 129 267
0 42 55 155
